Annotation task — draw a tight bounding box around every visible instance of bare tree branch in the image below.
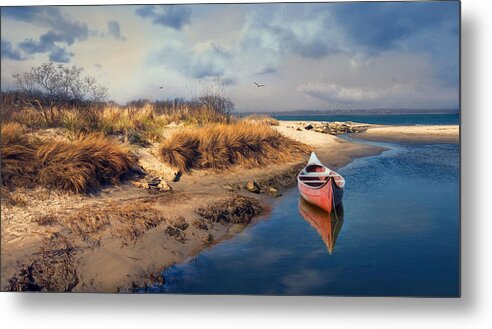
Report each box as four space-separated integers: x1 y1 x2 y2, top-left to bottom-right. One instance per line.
13 62 108 112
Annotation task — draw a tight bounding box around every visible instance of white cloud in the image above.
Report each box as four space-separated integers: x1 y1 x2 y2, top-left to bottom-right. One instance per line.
1 3 459 111
298 83 381 103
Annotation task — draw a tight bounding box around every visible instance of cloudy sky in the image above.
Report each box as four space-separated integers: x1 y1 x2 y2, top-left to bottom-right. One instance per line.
1 2 459 112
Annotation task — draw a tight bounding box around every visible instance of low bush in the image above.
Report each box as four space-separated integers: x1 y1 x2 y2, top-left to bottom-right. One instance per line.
240 114 279 126
12 108 48 130
97 105 167 142
36 134 137 193
159 130 201 172
0 123 38 187
159 123 309 172
1 125 137 193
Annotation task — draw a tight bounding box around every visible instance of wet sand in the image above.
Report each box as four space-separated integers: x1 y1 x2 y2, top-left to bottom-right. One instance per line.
1 124 385 292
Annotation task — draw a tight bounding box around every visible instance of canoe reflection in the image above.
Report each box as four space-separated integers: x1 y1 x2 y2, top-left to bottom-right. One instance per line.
298 198 344 255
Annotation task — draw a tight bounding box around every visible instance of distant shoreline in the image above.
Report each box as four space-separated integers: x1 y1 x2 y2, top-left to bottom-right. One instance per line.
236 110 460 117
351 125 460 144
275 120 459 145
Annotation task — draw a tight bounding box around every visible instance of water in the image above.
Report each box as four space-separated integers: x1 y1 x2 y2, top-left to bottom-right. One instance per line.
272 113 459 126
152 140 460 296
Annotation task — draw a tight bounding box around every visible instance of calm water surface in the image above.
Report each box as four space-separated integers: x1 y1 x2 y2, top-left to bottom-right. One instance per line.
151 140 459 296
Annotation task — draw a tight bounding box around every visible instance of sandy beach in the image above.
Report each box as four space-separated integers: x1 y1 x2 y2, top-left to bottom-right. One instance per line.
1 119 459 292
1 122 384 292
352 124 459 144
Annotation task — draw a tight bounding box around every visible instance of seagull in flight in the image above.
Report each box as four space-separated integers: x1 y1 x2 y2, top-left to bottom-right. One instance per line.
254 81 265 88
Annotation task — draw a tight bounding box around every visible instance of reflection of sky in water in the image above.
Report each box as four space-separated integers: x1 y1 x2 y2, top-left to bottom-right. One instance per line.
149 142 459 296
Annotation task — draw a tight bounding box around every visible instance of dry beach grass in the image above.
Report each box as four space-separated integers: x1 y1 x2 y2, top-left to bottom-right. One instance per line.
159 122 310 172
36 134 136 193
0 123 39 187
1 123 136 193
240 114 280 126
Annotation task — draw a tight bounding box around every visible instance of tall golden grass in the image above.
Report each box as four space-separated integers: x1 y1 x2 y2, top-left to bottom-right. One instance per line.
60 109 94 132
0 123 38 187
240 114 279 126
12 108 48 129
97 105 171 145
159 130 201 171
159 123 309 172
1 124 136 193
8 103 229 141
173 106 229 125
37 134 136 193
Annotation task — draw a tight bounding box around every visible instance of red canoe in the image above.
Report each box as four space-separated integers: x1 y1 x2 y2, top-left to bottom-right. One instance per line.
297 152 345 213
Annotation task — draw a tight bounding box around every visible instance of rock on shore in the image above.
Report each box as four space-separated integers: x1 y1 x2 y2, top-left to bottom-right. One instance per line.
289 121 369 135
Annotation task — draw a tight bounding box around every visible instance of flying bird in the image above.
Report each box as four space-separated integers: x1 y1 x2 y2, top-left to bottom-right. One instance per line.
159 86 164 90
254 81 265 88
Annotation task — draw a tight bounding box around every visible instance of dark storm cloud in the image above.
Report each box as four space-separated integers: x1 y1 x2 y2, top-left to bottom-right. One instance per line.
136 5 192 30
157 42 232 79
242 1 458 61
1 40 25 60
3 7 61 25
240 10 344 61
188 44 232 79
329 1 459 90
48 47 74 63
333 1 459 51
17 32 76 63
2 6 90 63
107 21 126 41
2 7 90 42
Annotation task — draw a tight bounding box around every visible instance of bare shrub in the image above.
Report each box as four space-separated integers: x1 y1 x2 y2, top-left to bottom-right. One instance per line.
12 62 108 126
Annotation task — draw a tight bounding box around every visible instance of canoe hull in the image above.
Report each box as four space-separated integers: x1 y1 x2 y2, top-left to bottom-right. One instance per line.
298 178 343 213
297 152 345 213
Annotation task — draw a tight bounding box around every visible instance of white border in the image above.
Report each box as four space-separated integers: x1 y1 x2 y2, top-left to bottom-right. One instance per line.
2 1 492 329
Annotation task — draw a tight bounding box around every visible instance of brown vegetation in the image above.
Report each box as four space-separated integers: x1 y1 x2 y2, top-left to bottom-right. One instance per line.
1 124 136 193
37 134 136 193
241 114 279 126
59 201 167 246
0 123 38 187
3 102 232 144
196 195 263 224
97 105 168 143
159 130 201 172
7 233 78 292
110 205 167 246
159 123 310 172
